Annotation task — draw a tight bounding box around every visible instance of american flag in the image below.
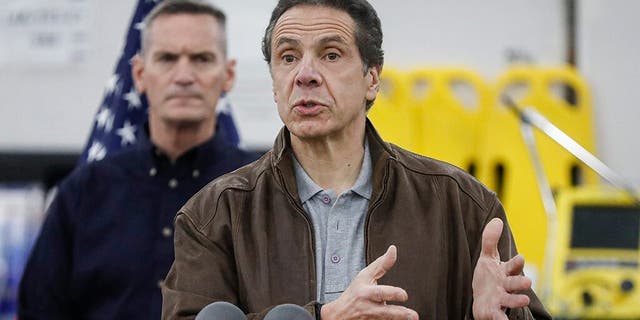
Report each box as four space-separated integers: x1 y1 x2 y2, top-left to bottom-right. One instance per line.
79 0 240 165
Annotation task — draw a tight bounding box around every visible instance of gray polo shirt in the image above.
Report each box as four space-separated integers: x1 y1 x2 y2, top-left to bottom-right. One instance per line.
292 141 372 304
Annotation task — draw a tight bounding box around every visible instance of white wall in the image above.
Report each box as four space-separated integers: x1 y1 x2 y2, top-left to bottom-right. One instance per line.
2 1 636 187
375 0 566 74
579 0 640 188
0 0 564 150
0 1 133 152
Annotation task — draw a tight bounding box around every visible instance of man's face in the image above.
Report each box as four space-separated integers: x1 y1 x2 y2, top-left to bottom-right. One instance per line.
132 13 235 128
270 5 380 140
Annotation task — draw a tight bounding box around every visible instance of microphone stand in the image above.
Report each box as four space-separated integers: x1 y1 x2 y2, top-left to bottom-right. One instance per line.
501 95 640 302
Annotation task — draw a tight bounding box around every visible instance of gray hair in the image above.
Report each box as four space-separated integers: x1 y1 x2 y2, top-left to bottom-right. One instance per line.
140 0 228 56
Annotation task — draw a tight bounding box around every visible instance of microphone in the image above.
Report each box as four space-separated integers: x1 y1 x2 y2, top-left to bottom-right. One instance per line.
264 304 314 320
195 301 246 320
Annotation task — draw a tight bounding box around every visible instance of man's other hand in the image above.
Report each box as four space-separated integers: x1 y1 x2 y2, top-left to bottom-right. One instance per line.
320 245 419 320
472 218 532 320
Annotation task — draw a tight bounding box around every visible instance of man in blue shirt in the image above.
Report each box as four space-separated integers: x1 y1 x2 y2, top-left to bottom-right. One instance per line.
18 1 259 319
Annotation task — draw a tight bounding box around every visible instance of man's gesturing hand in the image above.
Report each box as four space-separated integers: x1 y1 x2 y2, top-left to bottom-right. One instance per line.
320 245 419 320
472 218 532 320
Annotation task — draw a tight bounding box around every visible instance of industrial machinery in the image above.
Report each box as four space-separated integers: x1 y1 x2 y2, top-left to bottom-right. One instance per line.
505 97 640 319
550 186 640 319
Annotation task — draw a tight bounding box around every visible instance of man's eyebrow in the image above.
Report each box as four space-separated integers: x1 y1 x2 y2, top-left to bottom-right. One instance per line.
275 37 300 49
190 51 216 56
319 35 348 46
151 50 176 58
318 35 348 47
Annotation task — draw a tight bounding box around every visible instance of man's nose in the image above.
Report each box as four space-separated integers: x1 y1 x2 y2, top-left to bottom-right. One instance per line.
173 58 196 85
294 59 322 88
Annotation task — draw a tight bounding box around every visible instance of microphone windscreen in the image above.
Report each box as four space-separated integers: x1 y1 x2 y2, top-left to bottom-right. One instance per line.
264 304 314 320
195 301 246 320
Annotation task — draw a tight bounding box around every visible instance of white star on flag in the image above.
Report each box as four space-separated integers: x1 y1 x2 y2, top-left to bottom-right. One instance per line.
134 21 145 31
116 120 136 146
105 74 121 96
116 121 137 146
87 142 108 162
95 107 114 132
124 89 142 109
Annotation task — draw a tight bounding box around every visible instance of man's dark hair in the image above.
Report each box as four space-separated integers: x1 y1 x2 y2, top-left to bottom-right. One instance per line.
141 0 228 55
261 0 384 70
262 0 383 109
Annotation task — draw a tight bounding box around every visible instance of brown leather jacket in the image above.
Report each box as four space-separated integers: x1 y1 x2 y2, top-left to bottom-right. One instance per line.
162 120 552 319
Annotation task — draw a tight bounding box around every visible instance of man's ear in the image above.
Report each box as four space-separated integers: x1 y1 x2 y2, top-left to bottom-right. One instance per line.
365 65 381 102
131 54 146 93
222 58 237 93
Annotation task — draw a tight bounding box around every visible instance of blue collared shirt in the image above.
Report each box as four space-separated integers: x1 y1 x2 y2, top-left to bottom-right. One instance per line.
293 140 372 303
18 126 260 320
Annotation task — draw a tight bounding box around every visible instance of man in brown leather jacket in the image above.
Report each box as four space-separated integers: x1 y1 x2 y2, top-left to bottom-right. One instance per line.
162 0 553 319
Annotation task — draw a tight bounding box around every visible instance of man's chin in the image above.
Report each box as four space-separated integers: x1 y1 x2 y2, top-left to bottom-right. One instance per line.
287 122 331 140
162 114 210 127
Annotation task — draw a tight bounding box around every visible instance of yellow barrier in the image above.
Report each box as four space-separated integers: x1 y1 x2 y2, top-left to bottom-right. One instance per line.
501 66 598 187
406 68 490 172
370 66 624 315
368 68 419 152
476 66 599 289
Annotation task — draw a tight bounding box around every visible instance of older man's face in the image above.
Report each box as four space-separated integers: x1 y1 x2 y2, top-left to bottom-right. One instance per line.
269 5 380 141
133 13 235 128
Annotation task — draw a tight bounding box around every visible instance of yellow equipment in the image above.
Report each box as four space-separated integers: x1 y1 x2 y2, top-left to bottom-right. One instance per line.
369 65 640 319
406 68 490 173
549 186 640 319
368 68 419 152
476 66 599 283
369 67 490 175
